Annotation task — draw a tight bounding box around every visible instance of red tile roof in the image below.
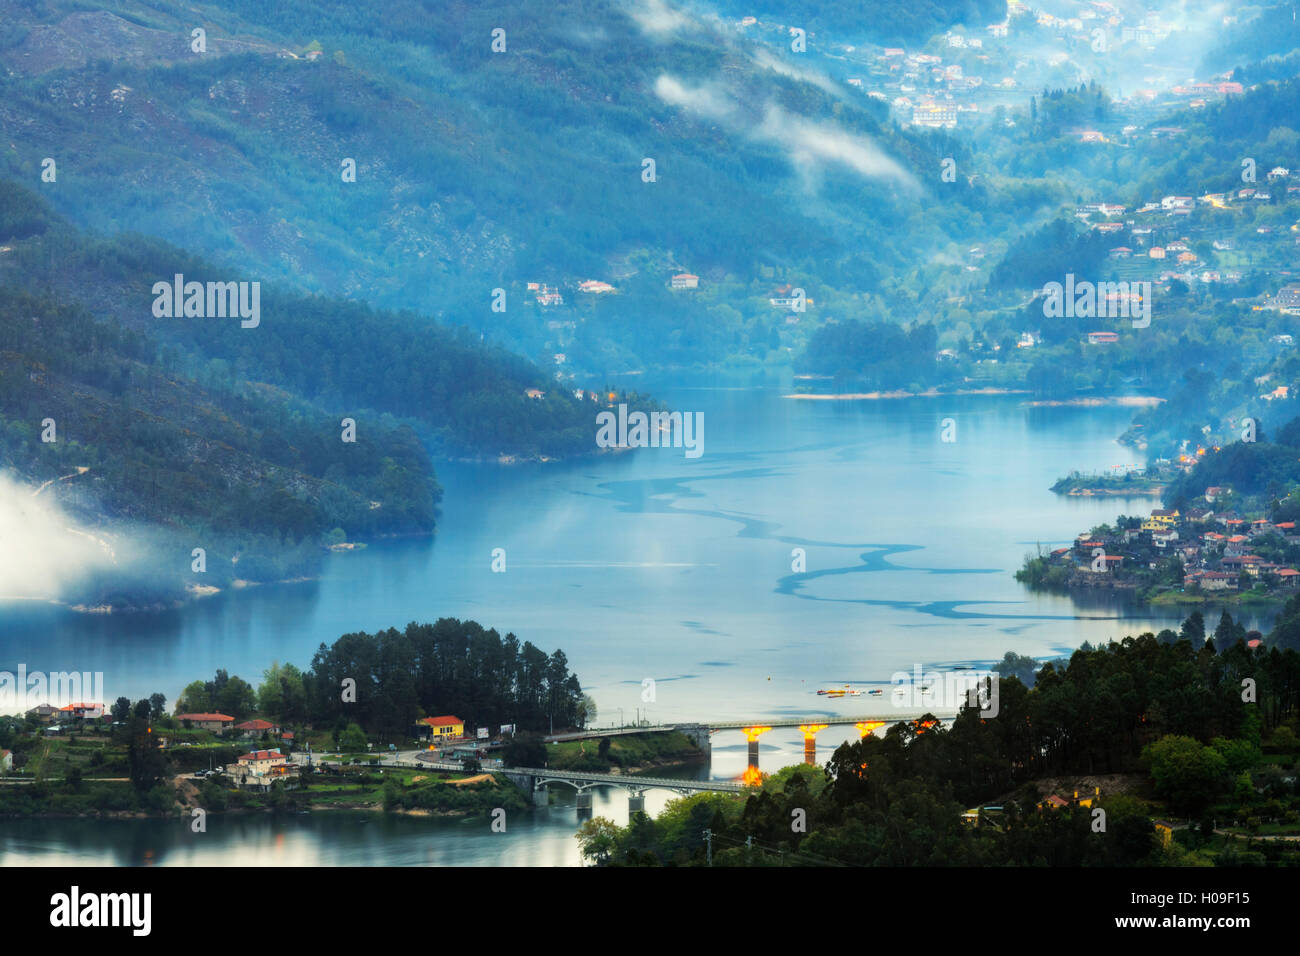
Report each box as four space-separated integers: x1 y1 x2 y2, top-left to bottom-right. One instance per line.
176 713 235 722
421 715 463 727
234 719 276 731
237 750 286 762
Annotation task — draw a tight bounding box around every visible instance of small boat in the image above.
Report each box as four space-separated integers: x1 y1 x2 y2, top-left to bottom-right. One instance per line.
868 689 883 696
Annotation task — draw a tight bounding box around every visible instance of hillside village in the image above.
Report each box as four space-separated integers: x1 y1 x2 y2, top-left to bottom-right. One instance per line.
780 0 1268 134
1024 493 1300 604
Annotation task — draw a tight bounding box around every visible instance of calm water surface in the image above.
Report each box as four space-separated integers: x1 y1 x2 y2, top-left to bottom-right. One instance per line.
0 387 1269 864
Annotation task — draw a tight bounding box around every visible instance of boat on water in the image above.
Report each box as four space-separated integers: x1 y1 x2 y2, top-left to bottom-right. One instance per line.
867 688 883 696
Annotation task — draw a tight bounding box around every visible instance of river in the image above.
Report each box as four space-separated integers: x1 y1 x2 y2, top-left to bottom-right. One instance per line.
0 385 1271 864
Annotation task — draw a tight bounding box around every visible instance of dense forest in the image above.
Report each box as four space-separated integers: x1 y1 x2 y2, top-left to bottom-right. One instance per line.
1163 412 1300 510
1 0 1295 414
0 0 1012 378
581 614 1300 866
709 0 1005 44
0 181 614 460
0 177 662 605
176 618 588 739
0 278 440 605
798 319 943 390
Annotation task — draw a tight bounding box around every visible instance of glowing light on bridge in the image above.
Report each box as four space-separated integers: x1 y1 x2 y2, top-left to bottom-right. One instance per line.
799 724 828 765
855 721 886 737
741 765 765 787
742 726 771 773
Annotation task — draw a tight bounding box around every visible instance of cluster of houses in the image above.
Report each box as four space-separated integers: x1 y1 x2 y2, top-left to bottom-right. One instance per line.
817 0 1253 135
172 712 296 746
1064 178 1299 303
6 701 489 788
22 702 110 735
1049 499 1300 595
25 702 106 723
525 272 700 309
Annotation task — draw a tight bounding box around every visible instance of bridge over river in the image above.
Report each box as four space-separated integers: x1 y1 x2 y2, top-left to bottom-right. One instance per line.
517 709 960 811
498 766 745 812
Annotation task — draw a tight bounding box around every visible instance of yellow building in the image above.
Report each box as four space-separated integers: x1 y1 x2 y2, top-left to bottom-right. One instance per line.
1141 509 1179 531
421 715 465 739
1154 820 1175 848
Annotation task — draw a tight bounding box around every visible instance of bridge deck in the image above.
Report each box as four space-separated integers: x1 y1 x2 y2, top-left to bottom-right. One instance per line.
506 767 744 793
702 712 955 730
546 712 957 742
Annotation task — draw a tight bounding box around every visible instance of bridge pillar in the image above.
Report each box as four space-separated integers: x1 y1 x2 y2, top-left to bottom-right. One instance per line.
855 720 886 738
799 724 828 765
741 726 772 772
576 790 592 811
628 790 645 815
679 723 712 758
532 784 549 807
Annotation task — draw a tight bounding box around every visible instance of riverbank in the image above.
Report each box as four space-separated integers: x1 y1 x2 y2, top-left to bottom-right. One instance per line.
1147 590 1283 608
784 387 1029 400
783 390 1164 405
544 731 705 772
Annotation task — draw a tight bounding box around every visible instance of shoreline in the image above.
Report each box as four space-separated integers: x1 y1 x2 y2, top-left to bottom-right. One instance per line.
1058 486 1165 497
48 531 435 615
1022 584 1285 609
784 387 1029 400
783 389 1163 406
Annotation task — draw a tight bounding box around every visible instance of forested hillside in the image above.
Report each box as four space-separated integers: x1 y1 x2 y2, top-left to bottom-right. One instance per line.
0 179 651 606
0 0 995 375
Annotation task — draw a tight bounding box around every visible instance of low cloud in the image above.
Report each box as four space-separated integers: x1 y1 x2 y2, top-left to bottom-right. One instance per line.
653 75 737 120
0 471 120 602
626 0 692 36
758 104 917 188
655 73 917 192
750 48 841 97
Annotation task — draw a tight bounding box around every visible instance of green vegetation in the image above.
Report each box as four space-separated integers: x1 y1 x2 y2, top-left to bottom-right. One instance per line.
302 618 587 740
578 615 1300 866
1014 553 1071 592
381 773 528 814
1165 421 1300 511
1050 469 1168 497
0 1 1297 464
0 0 1043 381
797 321 942 392
0 615 585 818
545 731 702 772
0 179 663 606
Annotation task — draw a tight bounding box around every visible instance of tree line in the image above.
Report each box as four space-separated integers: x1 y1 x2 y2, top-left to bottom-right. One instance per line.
176 618 589 740
582 612 1300 866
